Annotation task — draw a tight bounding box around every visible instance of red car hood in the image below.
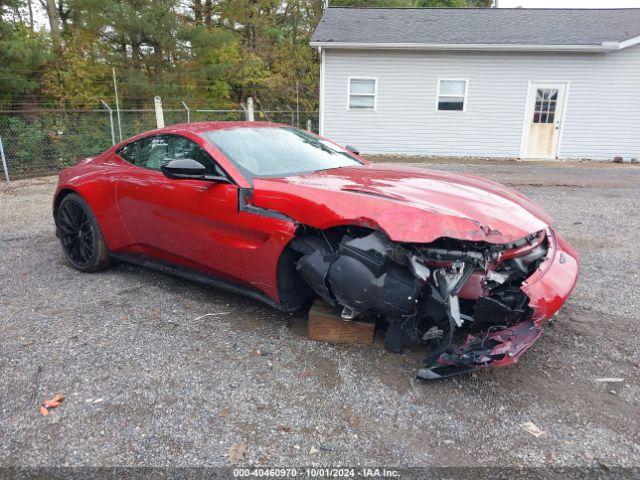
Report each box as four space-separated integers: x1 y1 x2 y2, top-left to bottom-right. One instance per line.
253 164 553 244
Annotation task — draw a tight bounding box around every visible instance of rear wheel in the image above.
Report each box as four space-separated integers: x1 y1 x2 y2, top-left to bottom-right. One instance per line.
56 193 111 272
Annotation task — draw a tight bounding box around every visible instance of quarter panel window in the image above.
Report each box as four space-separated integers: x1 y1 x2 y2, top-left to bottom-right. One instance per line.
117 142 138 164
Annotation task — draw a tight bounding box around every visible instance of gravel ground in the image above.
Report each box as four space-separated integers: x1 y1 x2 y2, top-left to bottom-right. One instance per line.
1 159 639 468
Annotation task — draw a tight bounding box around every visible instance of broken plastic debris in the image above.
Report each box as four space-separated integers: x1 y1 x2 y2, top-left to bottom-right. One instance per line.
43 393 65 408
39 393 65 416
521 421 546 438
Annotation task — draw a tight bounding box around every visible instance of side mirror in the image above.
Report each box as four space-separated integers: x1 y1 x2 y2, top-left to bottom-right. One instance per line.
161 158 205 179
161 158 228 182
346 145 360 155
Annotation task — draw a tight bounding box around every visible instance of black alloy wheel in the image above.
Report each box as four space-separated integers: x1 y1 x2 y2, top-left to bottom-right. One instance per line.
56 193 110 272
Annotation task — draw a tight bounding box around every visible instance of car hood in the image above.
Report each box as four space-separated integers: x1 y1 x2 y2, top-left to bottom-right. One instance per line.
253 164 553 244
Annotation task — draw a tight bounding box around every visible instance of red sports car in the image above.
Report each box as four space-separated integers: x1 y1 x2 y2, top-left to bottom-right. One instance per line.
53 122 579 379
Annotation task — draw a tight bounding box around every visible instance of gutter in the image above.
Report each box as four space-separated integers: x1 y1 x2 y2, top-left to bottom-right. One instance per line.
310 37 640 53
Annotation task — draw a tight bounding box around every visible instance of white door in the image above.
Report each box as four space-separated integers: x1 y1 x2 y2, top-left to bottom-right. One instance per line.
522 83 567 159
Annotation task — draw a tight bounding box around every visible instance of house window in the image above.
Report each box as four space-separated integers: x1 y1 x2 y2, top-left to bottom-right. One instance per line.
437 79 468 112
348 78 377 110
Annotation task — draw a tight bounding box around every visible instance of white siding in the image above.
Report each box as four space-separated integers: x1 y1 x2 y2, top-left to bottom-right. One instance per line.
322 47 640 160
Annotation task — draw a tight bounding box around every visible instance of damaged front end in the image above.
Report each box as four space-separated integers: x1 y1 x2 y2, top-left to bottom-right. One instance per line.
291 228 568 379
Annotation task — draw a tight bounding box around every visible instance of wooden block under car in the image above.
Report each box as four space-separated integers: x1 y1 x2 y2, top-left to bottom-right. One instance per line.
308 300 375 345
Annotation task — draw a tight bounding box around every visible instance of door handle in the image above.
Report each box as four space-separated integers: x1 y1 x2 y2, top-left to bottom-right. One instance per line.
555 121 561 131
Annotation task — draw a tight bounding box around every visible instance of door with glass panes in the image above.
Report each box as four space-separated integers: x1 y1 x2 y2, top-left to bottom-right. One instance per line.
522 83 567 159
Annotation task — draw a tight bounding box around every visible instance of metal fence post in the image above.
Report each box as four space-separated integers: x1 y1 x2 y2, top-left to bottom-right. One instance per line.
100 100 116 146
287 106 294 126
154 96 165 128
182 101 191 123
295 80 300 127
0 132 9 182
246 97 255 122
112 67 123 142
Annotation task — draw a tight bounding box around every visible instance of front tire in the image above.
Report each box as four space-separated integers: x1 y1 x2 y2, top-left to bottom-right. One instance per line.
56 193 111 272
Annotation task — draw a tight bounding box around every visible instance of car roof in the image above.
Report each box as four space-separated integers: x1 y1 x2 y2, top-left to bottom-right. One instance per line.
155 121 287 135
111 121 298 154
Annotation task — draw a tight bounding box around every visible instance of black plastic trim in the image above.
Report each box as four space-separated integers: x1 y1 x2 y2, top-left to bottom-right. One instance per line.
238 188 295 222
110 252 299 313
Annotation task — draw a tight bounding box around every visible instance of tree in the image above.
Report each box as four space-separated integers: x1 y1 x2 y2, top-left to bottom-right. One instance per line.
181 25 239 106
41 0 62 51
1 0 492 110
41 32 111 107
0 0 50 104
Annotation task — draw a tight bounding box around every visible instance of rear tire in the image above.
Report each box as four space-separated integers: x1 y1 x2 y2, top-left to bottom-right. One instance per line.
56 193 111 272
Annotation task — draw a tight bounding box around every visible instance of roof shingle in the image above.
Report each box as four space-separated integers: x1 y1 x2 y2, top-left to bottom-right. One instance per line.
311 8 640 47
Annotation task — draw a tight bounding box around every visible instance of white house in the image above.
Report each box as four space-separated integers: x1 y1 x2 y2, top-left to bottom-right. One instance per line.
310 7 640 160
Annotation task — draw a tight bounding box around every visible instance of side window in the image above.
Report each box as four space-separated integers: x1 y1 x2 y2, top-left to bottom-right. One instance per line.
136 135 171 171
117 142 138 164
171 136 226 177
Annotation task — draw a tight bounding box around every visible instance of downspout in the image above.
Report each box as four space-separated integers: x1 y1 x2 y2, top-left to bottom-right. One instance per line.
319 47 325 136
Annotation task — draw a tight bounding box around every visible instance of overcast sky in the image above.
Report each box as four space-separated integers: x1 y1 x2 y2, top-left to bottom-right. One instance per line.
498 0 640 7
28 0 640 30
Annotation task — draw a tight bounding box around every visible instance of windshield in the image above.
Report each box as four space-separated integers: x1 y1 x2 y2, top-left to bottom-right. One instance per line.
201 126 363 178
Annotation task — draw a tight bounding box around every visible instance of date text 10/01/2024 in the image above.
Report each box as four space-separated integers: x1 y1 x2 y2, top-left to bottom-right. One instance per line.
232 468 401 478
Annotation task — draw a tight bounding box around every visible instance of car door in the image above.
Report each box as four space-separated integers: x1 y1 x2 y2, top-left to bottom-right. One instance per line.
114 133 245 280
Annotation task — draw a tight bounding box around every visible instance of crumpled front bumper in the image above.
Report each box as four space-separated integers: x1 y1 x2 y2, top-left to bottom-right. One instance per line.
419 228 579 380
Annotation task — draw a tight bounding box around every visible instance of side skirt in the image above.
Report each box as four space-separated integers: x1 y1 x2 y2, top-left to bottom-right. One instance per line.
110 252 298 313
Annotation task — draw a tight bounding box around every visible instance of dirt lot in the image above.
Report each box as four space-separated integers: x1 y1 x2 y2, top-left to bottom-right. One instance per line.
1 159 639 468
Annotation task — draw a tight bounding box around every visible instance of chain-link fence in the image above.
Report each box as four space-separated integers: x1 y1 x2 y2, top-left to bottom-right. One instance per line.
0 103 318 181
0 109 114 179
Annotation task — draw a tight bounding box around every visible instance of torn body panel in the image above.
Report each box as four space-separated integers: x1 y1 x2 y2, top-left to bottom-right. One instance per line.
252 164 552 245
291 226 578 379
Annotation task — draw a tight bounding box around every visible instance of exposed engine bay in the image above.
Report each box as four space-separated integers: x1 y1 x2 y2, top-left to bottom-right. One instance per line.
291 228 549 379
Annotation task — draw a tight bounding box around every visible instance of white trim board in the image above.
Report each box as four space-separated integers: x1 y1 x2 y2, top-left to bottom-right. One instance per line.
311 39 640 53
319 48 325 135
